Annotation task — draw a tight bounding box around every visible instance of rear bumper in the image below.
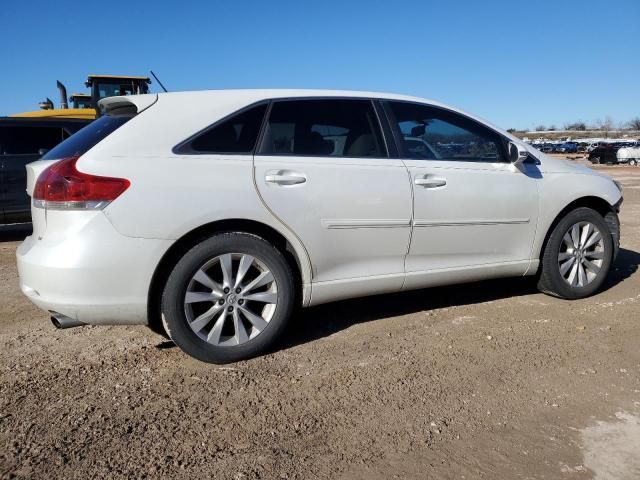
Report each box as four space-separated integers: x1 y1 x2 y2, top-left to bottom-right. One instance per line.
16 212 172 325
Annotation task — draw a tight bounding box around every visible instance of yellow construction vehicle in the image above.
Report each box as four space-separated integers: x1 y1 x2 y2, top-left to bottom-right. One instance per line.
11 75 151 120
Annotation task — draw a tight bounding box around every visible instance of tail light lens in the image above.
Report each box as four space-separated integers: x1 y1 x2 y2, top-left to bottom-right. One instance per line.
33 156 130 210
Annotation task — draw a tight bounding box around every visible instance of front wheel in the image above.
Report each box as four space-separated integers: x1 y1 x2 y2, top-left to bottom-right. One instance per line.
161 233 295 363
630 159 638 166
537 207 613 299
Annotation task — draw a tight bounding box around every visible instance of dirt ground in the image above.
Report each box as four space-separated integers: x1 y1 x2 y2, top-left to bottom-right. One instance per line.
1 160 639 480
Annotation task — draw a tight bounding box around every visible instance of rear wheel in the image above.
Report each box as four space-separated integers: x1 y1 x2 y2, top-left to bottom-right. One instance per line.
630 159 638 166
537 207 613 299
161 233 295 363
591 156 601 164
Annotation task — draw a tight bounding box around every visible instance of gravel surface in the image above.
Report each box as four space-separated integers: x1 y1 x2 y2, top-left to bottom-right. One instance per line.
1 161 639 479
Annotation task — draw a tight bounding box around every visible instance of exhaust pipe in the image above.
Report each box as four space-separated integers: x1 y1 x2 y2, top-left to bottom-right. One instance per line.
56 80 68 109
51 313 85 329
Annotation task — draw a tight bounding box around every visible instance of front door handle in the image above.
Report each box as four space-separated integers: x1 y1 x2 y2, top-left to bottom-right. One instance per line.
265 171 307 186
414 176 446 188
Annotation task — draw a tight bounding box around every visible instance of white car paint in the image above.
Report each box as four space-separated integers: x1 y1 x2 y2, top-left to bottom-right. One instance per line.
16 89 622 326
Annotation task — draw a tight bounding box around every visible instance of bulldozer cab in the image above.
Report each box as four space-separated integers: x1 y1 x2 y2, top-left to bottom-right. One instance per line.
69 93 92 109
10 74 152 120
86 75 150 104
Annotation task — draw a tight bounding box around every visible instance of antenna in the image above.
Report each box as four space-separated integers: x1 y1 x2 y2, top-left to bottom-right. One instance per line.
150 70 168 93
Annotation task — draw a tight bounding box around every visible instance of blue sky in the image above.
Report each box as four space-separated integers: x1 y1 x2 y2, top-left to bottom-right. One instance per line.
1 0 638 129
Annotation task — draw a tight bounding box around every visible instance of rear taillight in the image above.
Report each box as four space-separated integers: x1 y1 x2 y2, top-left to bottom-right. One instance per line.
33 156 130 210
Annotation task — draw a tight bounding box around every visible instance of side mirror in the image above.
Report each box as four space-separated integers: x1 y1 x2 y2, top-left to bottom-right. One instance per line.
508 141 528 165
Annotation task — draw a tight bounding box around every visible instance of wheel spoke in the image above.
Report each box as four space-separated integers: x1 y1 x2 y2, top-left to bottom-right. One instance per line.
577 262 586 287
559 256 575 276
585 250 605 260
558 252 573 261
233 309 249 344
193 269 223 295
583 259 601 275
219 254 233 289
567 262 579 286
562 233 574 249
570 224 580 248
583 231 602 250
579 223 592 248
242 291 277 304
242 271 274 294
234 255 254 288
239 306 268 331
206 310 227 344
185 291 220 304
190 304 224 332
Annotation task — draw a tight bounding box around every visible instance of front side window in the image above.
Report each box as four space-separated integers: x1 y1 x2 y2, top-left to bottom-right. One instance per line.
387 101 504 162
183 103 268 154
260 99 386 158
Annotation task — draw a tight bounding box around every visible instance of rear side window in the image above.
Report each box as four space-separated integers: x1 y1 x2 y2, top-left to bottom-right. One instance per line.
259 99 386 158
43 115 132 160
179 103 268 154
0 126 66 155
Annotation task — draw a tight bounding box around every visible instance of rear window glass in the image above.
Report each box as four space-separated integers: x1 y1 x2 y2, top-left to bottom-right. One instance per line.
42 115 132 160
181 103 268 154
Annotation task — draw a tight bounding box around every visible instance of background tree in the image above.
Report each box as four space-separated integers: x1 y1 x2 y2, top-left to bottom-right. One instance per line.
535 125 546 132
566 121 587 131
628 117 640 130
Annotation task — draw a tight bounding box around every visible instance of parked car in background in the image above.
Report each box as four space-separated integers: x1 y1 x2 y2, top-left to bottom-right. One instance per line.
0 117 90 224
617 147 640 166
17 90 622 363
588 144 619 164
556 142 578 153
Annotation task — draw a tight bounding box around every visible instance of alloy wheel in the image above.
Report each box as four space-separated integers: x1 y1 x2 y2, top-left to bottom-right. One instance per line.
184 253 278 346
557 221 606 288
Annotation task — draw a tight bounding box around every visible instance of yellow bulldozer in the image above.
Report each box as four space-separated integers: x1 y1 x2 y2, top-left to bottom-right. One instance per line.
11 74 151 120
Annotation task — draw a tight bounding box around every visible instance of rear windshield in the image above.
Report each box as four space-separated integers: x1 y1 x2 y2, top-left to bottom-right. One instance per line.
42 115 132 160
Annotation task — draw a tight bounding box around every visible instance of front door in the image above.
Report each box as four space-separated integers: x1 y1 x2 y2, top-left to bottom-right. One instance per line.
384 101 539 287
254 98 412 302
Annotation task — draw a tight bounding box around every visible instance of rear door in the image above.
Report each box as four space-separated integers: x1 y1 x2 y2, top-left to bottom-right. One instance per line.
254 98 412 300
2 124 69 223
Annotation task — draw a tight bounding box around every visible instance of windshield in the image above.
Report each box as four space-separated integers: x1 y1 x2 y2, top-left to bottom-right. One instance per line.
42 115 132 160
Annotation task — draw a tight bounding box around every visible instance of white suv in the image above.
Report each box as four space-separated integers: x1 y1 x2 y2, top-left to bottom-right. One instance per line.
17 90 622 363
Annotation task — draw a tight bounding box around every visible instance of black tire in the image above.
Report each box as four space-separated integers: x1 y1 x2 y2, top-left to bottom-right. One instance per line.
537 207 613 299
161 232 295 363
591 156 601 164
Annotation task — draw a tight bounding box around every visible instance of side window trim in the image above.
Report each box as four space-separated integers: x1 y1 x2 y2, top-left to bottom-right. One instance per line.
173 100 270 155
382 100 509 163
372 100 396 158
255 97 390 159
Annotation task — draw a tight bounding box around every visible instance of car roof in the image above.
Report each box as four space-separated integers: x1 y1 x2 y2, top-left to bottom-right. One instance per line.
100 88 513 141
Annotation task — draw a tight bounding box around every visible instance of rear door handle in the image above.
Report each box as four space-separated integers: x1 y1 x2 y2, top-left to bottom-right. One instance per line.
265 171 307 186
414 176 446 188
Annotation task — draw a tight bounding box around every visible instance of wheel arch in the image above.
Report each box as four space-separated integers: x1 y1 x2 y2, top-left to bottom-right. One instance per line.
535 195 620 266
147 218 310 336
